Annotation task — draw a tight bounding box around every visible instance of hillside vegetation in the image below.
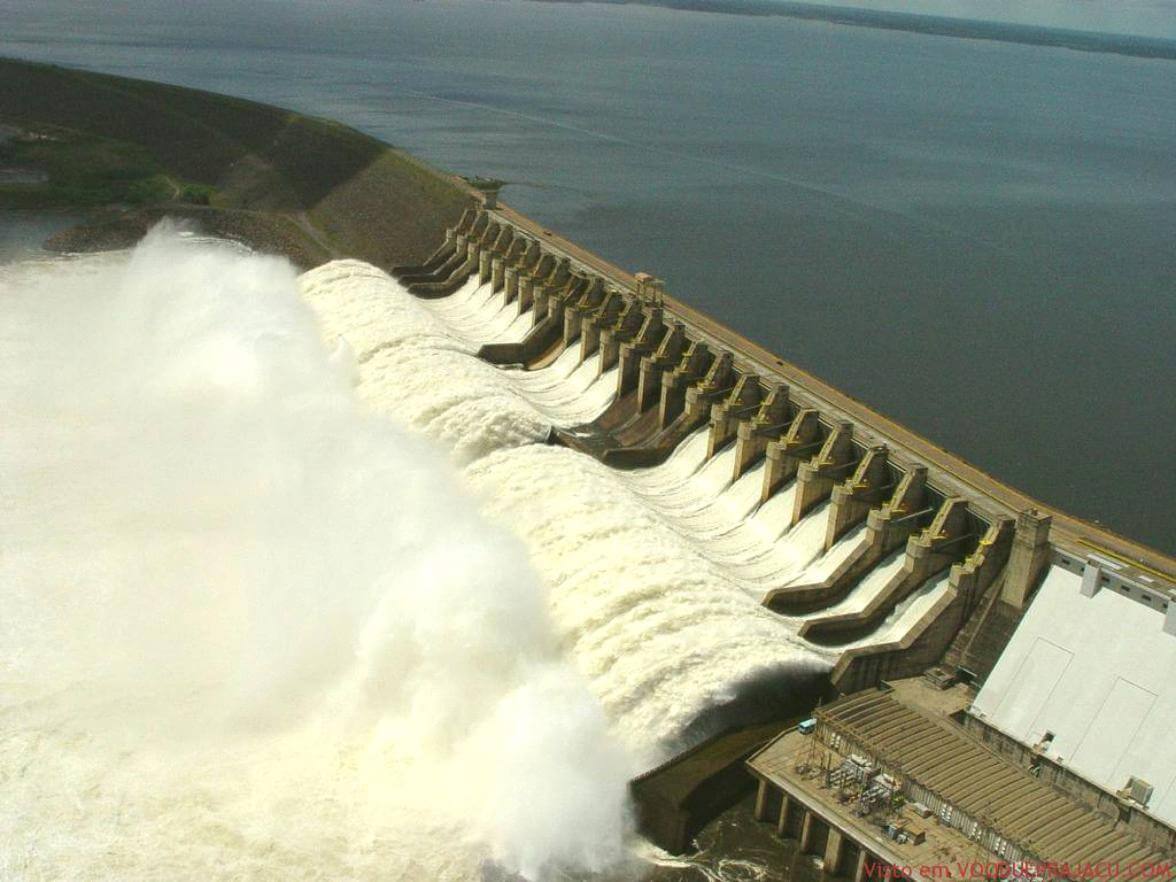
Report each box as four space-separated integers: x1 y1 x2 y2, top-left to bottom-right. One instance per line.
0 125 214 208
0 58 475 267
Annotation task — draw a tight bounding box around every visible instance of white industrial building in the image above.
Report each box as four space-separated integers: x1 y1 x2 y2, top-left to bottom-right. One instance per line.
971 560 1176 828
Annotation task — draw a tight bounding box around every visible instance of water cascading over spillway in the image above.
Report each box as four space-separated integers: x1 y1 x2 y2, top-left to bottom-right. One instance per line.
299 263 844 745
1 229 943 879
298 259 934 754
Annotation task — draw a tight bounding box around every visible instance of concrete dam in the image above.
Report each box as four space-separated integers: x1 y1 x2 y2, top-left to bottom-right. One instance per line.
329 198 1176 863
380 208 992 696
4 58 1172 881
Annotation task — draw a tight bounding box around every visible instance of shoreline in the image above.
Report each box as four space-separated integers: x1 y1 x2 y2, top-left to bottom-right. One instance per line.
35 205 334 270
0 57 477 270
529 0 1176 60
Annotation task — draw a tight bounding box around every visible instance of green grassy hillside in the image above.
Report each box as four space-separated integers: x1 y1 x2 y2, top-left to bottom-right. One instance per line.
0 58 475 266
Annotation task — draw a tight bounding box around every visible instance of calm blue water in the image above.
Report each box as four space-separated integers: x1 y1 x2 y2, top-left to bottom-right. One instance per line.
3 0 1174 551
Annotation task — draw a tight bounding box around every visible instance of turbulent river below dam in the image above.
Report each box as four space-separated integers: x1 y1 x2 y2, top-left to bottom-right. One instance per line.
0 230 952 880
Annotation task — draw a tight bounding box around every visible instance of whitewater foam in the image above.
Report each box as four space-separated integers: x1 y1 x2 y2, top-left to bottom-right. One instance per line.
295 262 946 753
0 230 632 882
1 237 941 879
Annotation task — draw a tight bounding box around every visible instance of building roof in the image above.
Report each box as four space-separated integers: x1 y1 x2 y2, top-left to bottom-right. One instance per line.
972 564 1176 828
817 689 1163 870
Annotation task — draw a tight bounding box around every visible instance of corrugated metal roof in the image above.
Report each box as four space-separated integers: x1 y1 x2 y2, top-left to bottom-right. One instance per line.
972 565 1176 828
816 690 1163 869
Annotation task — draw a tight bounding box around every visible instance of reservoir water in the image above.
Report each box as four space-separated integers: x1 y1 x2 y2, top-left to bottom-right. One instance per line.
3 0 1174 550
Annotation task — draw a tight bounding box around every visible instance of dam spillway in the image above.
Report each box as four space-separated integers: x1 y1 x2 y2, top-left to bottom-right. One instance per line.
328 203 1171 689
300 260 843 759
298 243 978 752
3 51 1173 879
3 210 1173 879
300 246 973 748
332 200 1176 854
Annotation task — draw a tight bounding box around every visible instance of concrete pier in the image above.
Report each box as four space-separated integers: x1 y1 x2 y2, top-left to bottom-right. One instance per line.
761 408 822 503
706 373 759 456
790 421 857 528
732 385 789 479
825 445 892 551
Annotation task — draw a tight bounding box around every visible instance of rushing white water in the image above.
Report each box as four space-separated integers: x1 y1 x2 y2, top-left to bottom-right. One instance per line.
1 232 943 880
0 230 632 882
464 444 829 759
804 548 907 619
855 570 953 648
294 262 955 759
300 261 621 461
